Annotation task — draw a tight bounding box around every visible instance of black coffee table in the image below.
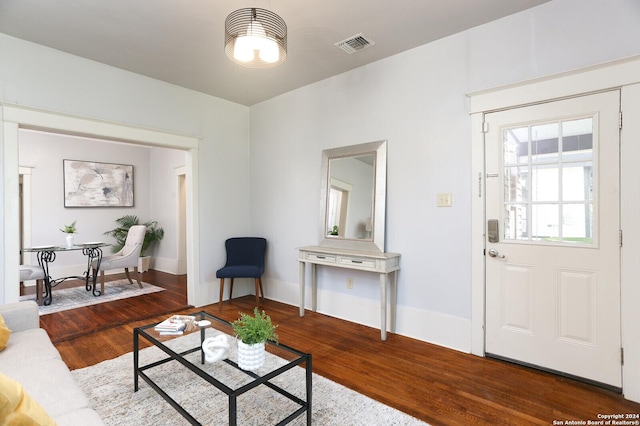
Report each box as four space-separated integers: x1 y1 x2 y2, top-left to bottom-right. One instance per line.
133 311 312 425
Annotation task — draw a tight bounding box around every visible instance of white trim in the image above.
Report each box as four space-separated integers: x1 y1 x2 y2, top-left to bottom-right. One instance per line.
2 104 201 307
469 55 640 114
18 167 32 265
469 56 640 402
175 166 187 276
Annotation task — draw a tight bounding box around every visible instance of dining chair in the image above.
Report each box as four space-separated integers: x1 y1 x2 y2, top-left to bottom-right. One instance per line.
19 265 46 306
216 237 267 311
92 225 146 295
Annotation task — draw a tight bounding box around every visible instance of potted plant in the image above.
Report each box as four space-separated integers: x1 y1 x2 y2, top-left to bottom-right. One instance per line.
60 220 78 248
231 308 278 370
103 215 164 272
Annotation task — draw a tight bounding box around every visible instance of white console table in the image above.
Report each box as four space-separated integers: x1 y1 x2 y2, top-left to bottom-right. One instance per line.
297 246 400 341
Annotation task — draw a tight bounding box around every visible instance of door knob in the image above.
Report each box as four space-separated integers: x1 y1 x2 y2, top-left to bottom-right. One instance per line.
488 248 505 258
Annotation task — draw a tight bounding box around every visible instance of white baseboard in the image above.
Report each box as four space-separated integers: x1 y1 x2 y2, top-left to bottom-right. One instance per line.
47 256 177 279
264 277 471 353
151 256 177 274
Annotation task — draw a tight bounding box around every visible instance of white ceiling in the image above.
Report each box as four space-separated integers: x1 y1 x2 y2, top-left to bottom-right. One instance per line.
0 0 551 106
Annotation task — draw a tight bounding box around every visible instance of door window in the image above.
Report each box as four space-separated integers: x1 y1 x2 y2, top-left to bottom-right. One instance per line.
502 117 594 244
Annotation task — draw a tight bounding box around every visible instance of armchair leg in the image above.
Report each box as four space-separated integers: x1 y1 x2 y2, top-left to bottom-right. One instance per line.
229 278 235 301
258 278 264 298
100 270 105 295
124 268 134 285
219 278 225 311
123 267 143 289
133 267 143 288
254 278 261 308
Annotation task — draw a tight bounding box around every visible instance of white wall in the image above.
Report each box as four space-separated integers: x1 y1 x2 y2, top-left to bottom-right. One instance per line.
0 32 251 306
249 0 640 351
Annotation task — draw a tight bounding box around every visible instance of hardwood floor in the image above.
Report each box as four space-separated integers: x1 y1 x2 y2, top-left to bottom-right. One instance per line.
42 270 640 425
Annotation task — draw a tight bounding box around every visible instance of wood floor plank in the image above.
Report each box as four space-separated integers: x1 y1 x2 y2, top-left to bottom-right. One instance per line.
39 270 640 425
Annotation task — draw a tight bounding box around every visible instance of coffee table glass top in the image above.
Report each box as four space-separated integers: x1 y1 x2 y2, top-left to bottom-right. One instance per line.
134 310 312 426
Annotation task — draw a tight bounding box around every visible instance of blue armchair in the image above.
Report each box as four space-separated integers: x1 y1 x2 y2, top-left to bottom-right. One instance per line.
216 237 266 311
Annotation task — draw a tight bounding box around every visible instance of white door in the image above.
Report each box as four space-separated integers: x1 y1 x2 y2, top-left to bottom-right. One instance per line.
485 91 622 388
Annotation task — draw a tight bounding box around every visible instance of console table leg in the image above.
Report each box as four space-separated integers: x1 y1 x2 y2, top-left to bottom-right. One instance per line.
380 273 387 341
390 270 398 333
299 261 306 317
311 263 318 312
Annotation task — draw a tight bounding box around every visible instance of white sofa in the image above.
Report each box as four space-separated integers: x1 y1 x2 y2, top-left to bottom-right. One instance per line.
0 301 104 425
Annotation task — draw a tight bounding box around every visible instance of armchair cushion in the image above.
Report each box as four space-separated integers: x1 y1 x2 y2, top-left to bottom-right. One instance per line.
216 265 263 279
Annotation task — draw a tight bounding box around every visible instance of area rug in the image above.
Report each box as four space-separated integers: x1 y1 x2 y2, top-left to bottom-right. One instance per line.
71 330 429 426
20 279 165 315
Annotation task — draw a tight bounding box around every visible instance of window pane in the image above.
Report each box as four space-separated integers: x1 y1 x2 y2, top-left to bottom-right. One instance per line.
563 165 592 202
504 166 528 202
531 123 559 163
562 118 593 155
563 204 593 244
504 204 528 240
504 127 528 165
532 204 558 240
531 165 558 202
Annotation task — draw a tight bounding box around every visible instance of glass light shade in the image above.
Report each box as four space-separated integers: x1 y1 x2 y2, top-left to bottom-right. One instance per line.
225 8 287 68
259 38 280 63
233 36 254 62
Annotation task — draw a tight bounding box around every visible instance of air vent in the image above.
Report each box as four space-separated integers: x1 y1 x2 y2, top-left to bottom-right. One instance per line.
334 33 375 54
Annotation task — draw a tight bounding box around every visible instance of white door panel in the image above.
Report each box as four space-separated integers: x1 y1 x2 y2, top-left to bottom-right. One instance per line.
485 91 621 388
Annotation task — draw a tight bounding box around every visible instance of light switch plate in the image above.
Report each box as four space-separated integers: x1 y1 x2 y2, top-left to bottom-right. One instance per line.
437 193 452 207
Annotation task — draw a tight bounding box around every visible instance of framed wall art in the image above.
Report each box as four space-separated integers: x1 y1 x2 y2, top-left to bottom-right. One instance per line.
63 159 134 207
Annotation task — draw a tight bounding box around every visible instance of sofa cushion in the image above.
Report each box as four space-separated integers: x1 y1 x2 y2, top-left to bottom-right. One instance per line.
0 314 10 352
0 372 56 426
0 329 60 372
55 407 105 426
4 358 90 420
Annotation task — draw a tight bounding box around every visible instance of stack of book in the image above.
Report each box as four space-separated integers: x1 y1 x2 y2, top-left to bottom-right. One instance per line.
154 315 196 335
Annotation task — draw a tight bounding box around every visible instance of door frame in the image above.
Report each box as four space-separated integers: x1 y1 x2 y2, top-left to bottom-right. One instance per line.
2 104 201 306
469 55 640 402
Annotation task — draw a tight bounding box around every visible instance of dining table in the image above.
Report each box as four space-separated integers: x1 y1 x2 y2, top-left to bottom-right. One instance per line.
22 242 110 306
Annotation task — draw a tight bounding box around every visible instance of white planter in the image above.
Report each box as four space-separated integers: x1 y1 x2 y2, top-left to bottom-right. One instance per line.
138 256 151 272
237 340 265 371
65 234 75 248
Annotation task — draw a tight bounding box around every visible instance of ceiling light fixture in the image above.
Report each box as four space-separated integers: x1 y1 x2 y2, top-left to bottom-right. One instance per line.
224 8 287 68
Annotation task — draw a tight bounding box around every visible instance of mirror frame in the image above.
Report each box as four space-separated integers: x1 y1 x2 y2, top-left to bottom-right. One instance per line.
319 140 387 253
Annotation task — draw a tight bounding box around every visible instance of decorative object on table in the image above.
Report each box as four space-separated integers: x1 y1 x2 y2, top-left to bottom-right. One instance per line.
201 335 230 363
63 159 134 207
60 220 78 248
154 315 197 335
103 215 164 272
231 307 278 371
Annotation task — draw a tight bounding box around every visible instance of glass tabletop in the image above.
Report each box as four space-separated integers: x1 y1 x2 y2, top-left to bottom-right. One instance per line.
134 311 312 425
135 311 309 386
23 242 110 252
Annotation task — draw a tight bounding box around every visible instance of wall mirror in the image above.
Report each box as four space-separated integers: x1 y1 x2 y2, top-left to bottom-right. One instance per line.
319 140 387 252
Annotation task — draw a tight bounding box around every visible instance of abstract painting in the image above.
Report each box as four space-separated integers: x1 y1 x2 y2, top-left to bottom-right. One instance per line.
63 160 134 207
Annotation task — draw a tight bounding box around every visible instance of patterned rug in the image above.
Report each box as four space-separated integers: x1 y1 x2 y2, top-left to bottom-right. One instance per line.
71 330 429 425
20 279 165 315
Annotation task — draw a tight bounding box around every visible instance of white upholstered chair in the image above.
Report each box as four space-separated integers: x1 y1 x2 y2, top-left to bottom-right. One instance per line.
19 265 46 306
92 224 146 295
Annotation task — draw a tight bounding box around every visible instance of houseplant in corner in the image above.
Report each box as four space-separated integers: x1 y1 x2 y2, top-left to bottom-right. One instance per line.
60 220 78 248
103 215 164 272
231 308 278 371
